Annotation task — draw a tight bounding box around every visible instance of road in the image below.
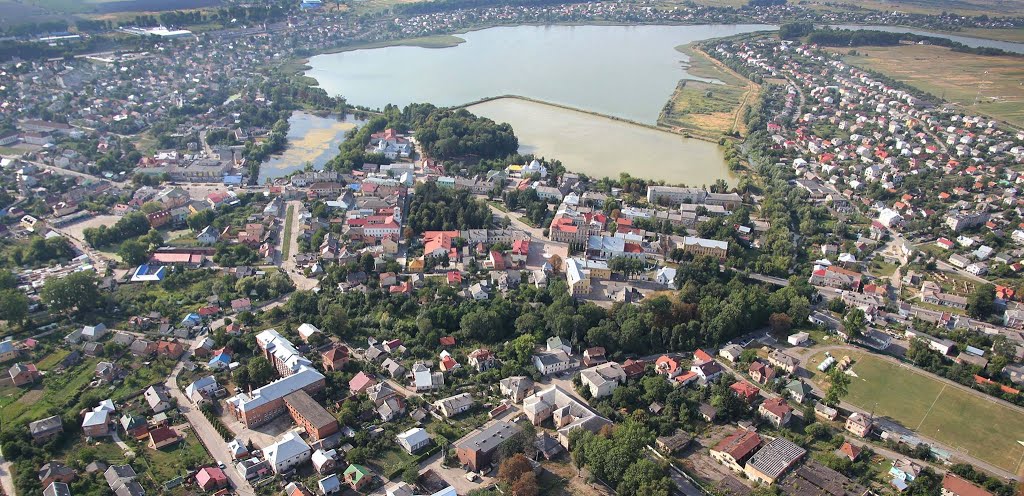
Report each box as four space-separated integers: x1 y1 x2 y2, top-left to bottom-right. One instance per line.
0 448 15 496
279 200 318 291
165 356 257 496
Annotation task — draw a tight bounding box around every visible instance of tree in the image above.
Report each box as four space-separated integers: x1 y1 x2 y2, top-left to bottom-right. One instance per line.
118 239 149 266
246 357 275 386
0 289 28 325
842 308 867 340
967 284 995 319
618 459 672 496
768 312 792 332
41 271 101 314
401 463 419 485
498 454 533 485
509 472 539 496
823 366 850 406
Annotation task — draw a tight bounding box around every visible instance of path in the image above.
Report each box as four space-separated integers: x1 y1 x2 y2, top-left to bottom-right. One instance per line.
0 448 15 496
165 357 256 496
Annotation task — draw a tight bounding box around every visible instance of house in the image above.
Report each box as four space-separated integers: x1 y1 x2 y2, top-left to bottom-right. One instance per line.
547 336 572 355
845 412 873 437
382 358 405 379
890 458 922 489
29 416 64 444
744 437 806 485
582 347 607 367
148 426 180 449
467 348 496 372
343 464 372 491
691 361 723 382
710 428 762 473
196 467 228 491
120 414 148 439
532 350 573 376
0 337 19 362
143 386 172 413
758 398 793 428
434 392 474 418
719 344 744 363
38 461 76 487
322 346 350 372
655 266 677 287
730 381 760 404
311 449 338 474
748 361 776 385
766 350 799 374
837 442 862 462
655 355 682 378
579 362 626 398
297 323 321 343
230 298 252 312
82 407 111 438
785 380 811 404
814 402 839 421
787 332 810 346
655 431 692 455
265 431 312 474
499 376 534 403
43 482 71 496
318 475 342 495
455 421 523 472
185 376 220 404
349 372 376 394
9 362 39 386
103 465 140 495
942 473 993 496
81 323 108 341
522 386 611 447
397 427 430 454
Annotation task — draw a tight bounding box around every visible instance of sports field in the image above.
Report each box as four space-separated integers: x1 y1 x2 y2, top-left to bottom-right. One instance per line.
840 45 1024 128
810 350 1024 475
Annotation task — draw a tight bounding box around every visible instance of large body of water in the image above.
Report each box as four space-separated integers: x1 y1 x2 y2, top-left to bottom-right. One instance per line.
306 24 777 124
829 24 1024 54
468 98 732 184
298 23 1021 183
258 112 364 182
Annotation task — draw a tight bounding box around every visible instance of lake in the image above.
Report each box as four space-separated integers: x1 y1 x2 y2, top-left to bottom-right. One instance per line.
467 98 732 185
305 24 778 124
829 25 1024 54
258 112 364 182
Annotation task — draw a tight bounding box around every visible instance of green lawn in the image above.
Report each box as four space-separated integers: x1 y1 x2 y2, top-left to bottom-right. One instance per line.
139 434 212 486
1 358 99 428
36 350 69 370
812 350 1024 475
369 446 418 476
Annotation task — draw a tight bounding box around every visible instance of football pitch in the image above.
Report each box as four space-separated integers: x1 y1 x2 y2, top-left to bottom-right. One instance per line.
817 351 1024 475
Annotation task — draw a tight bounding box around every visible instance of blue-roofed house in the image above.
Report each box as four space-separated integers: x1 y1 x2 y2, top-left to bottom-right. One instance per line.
181 313 201 327
208 352 231 370
131 264 166 282
0 337 18 362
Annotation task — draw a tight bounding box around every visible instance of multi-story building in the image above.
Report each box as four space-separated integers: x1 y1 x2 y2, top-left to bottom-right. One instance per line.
455 422 523 472
285 390 339 441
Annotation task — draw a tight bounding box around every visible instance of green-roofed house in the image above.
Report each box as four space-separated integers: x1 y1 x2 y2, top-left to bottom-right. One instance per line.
785 380 811 404
343 464 371 491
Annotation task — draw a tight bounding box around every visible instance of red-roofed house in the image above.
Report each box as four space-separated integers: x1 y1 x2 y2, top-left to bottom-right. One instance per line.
446 271 462 286
655 355 681 378
941 473 993 496
757 397 792 427
148 426 181 449
423 231 460 258
694 349 714 364
349 372 376 394
439 336 456 347
196 466 228 491
730 381 760 404
710 429 762 473
322 346 349 372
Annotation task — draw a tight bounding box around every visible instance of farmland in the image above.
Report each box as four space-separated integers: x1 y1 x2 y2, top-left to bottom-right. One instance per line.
809 350 1024 475
840 44 1024 128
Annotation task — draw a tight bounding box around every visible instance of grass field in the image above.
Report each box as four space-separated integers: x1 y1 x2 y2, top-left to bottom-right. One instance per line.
810 350 1024 475
1 358 98 427
840 45 1024 128
282 204 294 260
659 45 759 139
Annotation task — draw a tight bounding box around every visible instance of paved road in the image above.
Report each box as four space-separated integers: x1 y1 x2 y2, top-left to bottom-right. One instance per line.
165 357 257 496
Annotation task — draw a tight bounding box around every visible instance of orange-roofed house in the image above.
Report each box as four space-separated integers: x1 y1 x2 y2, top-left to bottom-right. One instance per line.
730 381 760 404
694 349 714 364
710 429 762 473
655 356 681 378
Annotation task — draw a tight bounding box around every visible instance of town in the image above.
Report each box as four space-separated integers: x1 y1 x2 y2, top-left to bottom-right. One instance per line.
1 0 1024 496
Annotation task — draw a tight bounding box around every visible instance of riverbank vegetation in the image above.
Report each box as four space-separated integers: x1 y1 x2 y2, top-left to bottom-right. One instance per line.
658 44 760 139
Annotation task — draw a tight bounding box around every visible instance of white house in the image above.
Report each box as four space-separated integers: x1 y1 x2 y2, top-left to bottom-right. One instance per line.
396 427 430 454
297 323 321 342
579 362 626 398
655 267 677 287
264 431 311 474
532 350 573 376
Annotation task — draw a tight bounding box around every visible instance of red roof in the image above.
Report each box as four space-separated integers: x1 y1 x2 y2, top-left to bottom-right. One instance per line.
712 429 761 461
439 336 456 346
196 467 228 489
149 426 178 445
694 349 714 364
674 371 697 384
730 381 760 402
349 372 376 393
838 442 861 461
941 473 993 496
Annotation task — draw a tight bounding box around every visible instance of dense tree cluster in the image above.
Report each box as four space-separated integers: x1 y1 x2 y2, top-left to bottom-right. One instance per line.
406 181 493 233
83 211 151 248
570 422 672 496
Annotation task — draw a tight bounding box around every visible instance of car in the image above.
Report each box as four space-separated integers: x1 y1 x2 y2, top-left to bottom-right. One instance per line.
465 473 480 482
217 461 226 469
